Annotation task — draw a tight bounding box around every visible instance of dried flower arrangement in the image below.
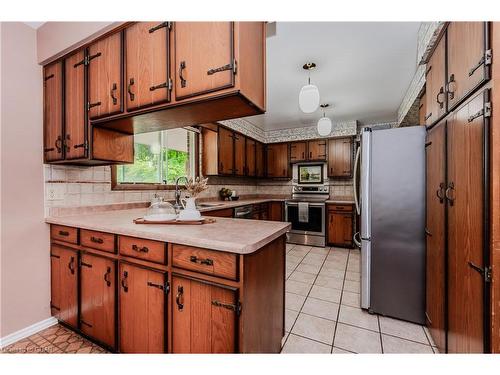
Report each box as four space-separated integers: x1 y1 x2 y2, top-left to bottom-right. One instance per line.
185 177 209 198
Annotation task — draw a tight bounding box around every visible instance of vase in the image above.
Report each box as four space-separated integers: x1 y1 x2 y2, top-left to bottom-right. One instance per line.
179 197 201 220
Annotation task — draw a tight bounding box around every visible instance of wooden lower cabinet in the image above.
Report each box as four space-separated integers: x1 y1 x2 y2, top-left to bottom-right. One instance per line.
268 202 283 221
50 245 78 329
119 263 167 353
172 275 237 353
80 253 116 349
327 204 354 248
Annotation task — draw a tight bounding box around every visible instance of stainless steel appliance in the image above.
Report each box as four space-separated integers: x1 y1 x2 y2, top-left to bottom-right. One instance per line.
285 163 329 247
354 126 426 324
234 205 253 219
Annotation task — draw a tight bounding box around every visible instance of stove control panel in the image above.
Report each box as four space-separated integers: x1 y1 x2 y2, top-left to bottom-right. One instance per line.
292 185 329 194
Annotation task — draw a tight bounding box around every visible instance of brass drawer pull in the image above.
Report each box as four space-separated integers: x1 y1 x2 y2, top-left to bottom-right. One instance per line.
190 255 213 266
176 285 184 311
207 62 233 75
80 320 93 328
436 182 445 203
147 281 164 290
104 267 111 287
425 112 432 121
149 22 170 33
436 87 445 109
211 300 241 315
44 73 55 81
447 74 457 100
87 101 101 111
127 78 135 101
44 147 55 152
179 61 187 88
58 230 69 237
90 236 104 244
87 52 101 62
121 271 128 292
110 83 118 105
132 244 149 253
80 260 92 268
150 82 168 91
445 182 455 206
55 136 63 153
68 256 75 275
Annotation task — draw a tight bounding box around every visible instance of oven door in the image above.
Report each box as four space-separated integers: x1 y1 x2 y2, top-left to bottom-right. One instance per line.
285 201 325 236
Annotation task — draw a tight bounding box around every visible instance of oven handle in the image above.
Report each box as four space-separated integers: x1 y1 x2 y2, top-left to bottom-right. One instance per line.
285 202 325 207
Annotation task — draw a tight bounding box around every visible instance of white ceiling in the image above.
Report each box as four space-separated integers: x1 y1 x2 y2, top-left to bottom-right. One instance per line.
245 22 421 131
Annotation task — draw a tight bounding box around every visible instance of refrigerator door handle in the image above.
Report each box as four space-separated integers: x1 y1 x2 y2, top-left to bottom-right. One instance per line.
353 231 361 248
353 146 361 215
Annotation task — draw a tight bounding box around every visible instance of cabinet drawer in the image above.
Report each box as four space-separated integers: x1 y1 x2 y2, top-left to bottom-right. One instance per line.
51 225 78 244
328 204 353 212
119 236 166 264
81 229 116 253
172 244 238 280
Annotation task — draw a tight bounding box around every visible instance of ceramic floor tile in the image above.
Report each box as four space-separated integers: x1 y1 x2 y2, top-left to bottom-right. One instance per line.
432 346 440 353
318 267 345 279
309 285 342 303
288 250 308 259
332 347 355 354
345 271 360 282
281 332 290 348
423 326 436 346
281 334 331 354
343 280 360 293
286 263 298 272
286 280 313 296
285 309 300 332
347 262 360 272
301 297 339 321
334 323 382 354
382 334 434 354
285 269 293 279
286 254 304 264
296 263 321 275
308 247 329 255
341 291 361 308
322 260 347 272
293 245 313 252
314 275 344 290
338 305 379 332
291 313 336 345
289 270 317 284
286 292 307 311
301 256 325 267
379 316 429 344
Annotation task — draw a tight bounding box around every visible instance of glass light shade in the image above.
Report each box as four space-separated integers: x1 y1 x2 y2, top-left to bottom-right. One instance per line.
299 84 320 113
317 116 332 136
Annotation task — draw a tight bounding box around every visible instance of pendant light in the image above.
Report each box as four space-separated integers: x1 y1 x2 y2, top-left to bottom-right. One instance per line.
317 104 332 137
299 62 320 113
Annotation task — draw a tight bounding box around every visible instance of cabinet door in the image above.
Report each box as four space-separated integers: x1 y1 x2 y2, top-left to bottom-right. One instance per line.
308 140 327 161
425 36 446 126
256 142 265 177
425 120 446 353
268 202 283 221
88 32 123 119
50 245 78 328
119 263 166 353
290 142 307 162
80 253 116 349
43 61 64 162
175 22 235 100
246 138 256 177
327 211 353 246
64 50 87 160
234 132 245 177
419 92 427 125
267 144 288 178
446 91 486 353
218 127 234 175
328 138 353 178
447 22 488 110
172 275 237 353
125 22 171 111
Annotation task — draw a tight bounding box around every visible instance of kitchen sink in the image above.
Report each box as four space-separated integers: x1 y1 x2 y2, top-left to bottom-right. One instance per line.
196 202 225 208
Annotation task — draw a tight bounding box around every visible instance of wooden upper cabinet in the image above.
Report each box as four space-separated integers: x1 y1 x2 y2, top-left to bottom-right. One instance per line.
246 138 256 177
64 50 87 160
447 22 489 111
308 140 327 161
119 263 166 353
328 138 353 178
425 35 446 126
43 61 64 162
50 245 78 329
80 253 116 349
172 275 237 353
290 142 307 163
419 91 427 125
125 22 171 111
88 32 123 119
174 22 234 100
233 132 245 176
218 127 234 175
256 142 265 178
267 143 289 178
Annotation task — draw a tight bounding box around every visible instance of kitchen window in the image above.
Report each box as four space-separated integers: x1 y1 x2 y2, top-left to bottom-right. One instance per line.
112 128 198 190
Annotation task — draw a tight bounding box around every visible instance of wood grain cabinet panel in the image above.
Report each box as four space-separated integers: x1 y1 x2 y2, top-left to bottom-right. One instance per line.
88 32 123 119
290 142 307 162
174 22 234 100
246 138 256 177
50 245 78 329
328 138 353 178
419 92 427 125
268 202 284 221
256 141 265 177
80 253 116 349
203 208 234 218
64 50 87 159
125 22 171 111
119 263 166 353
233 132 245 176
425 119 447 353
266 143 289 178
425 35 446 126
218 126 235 175
80 229 116 253
43 61 64 162
447 22 489 111
50 225 78 244
119 236 166 264
172 275 237 353
307 140 327 161
327 205 354 247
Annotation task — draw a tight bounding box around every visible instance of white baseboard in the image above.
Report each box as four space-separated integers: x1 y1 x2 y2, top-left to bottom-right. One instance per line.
0 317 58 349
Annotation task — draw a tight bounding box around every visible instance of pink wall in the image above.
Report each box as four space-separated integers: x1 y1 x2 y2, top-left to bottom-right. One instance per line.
0 22 49 337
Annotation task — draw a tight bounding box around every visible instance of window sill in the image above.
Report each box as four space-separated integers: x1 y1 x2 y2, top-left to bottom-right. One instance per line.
111 182 177 191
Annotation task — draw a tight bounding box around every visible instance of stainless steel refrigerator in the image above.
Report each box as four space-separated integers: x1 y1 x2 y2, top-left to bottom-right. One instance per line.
353 126 426 324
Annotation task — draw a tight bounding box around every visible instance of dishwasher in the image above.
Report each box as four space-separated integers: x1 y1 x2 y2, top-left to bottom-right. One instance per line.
233 205 254 219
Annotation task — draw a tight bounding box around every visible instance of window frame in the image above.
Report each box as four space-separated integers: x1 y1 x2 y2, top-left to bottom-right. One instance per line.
111 131 200 191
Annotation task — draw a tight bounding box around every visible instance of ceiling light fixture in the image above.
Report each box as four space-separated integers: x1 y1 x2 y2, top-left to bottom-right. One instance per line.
317 104 332 137
299 62 320 113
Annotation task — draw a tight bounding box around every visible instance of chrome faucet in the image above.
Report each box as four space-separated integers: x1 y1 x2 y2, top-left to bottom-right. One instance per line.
173 176 188 211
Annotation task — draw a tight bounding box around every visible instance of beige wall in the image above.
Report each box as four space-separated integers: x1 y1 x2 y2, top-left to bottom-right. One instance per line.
0 22 49 337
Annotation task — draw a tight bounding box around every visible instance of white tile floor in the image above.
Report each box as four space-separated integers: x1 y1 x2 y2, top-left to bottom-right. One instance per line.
281 244 438 354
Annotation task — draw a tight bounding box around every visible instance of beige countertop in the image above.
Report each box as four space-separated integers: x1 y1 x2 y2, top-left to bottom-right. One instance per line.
46 208 291 255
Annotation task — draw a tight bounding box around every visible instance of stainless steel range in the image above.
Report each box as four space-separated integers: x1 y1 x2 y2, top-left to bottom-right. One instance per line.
285 163 329 247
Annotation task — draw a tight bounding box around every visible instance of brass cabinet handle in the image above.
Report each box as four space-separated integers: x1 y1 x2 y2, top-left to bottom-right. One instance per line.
127 78 135 101
55 136 63 153
447 74 457 100
436 87 445 109
179 61 187 88
90 236 103 244
207 62 233 75
59 230 69 237
104 267 112 287
149 22 170 33
445 182 455 206
121 271 128 292
68 256 75 275
132 244 149 253
87 52 101 63
150 82 168 91
189 255 213 266
425 112 433 121
110 83 118 105
436 182 446 203
176 285 184 311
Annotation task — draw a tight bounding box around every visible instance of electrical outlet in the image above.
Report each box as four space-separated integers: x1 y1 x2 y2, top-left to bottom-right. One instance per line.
46 186 64 201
